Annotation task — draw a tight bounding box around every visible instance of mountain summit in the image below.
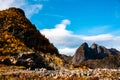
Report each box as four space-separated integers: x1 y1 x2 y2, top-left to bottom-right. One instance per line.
72 42 119 64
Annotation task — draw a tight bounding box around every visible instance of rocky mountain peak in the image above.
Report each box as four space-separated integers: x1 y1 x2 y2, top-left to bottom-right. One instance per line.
72 42 89 64
81 42 88 47
81 42 89 50
90 42 98 49
72 42 119 64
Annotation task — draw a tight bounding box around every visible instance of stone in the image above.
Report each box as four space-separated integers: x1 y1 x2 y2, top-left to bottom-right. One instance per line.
72 42 89 64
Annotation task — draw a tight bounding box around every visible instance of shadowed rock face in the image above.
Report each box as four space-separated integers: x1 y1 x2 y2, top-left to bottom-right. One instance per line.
90 43 113 59
2 52 54 70
72 42 119 64
72 42 89 64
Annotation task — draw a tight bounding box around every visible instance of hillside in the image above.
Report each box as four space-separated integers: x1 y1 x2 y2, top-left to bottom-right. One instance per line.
0 7 63 70
0 7 58 55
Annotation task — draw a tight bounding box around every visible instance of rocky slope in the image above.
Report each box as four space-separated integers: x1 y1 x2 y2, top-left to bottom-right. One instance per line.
81 53 120 69
0 7 58 55
0 68 119 80
72 42 120 68
0 7 63 69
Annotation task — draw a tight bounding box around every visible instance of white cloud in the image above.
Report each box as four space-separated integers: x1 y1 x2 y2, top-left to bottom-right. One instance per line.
41 19 71 38
0 0 43 18
0 0 16 10
59 48 77 56
41 19 120 56
82 34 113 41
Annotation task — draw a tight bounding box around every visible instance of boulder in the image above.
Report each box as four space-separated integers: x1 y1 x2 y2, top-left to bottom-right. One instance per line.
15 52 46 69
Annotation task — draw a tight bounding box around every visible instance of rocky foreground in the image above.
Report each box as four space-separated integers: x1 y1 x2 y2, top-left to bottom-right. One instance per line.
0 68 120 80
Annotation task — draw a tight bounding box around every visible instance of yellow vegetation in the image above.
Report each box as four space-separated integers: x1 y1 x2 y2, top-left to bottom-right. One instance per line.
11 43 16 48
4 34 10 39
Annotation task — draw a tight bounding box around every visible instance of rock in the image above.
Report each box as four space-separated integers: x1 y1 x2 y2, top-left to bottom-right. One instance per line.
109 48 119 55
15 52 46 69
1 52 51 69
2 58 13 65
90 43 112 59
1 68 120 79
2 57 17 65
72 42 89 64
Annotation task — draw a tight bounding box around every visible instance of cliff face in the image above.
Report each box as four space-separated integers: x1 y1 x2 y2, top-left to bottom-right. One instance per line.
72 42 119 64
72 42 89 64
0 7 63 69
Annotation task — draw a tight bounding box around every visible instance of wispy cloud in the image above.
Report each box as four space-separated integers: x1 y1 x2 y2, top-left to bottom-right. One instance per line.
88 25 111 34
23 4 43 18
39 14 64 18
0 0 43 18
41 19 120 55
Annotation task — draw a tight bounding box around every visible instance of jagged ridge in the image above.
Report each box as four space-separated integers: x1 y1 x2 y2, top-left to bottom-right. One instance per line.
72 42 119 64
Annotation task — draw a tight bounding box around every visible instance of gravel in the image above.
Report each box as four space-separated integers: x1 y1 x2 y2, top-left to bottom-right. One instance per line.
0 68 120 80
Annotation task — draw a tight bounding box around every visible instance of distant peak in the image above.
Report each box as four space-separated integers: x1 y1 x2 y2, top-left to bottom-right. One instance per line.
81 42 88 48
90 42 98 49
92 42 97 45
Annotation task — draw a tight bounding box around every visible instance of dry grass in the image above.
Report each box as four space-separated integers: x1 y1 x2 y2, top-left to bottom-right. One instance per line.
0 64 25 73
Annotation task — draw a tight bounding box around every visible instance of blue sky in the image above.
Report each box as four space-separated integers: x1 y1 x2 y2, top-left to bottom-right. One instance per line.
31 0 120 35
1 0 120 55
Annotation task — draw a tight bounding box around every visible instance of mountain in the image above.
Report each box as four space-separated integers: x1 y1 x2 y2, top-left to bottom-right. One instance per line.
72 42 89 64
0 7 58 55
0 7 63 69
0 7 119 70
72 42 119 64
81 53 120 69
